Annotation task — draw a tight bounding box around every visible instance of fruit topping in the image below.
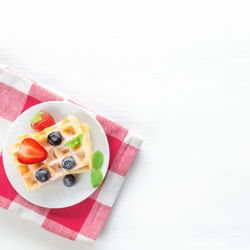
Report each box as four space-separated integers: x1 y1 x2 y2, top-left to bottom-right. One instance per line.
35 168 51 182
61 157 75 170
63 174 76 187
31 111 55 132
47 132 63 146
17 138 48 164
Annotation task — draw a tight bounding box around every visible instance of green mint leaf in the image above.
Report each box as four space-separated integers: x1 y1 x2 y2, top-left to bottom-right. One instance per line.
65 133 84 147
91 169 103 188
31 111 43 125
92 150 104 169
77 134 83 144
64 141 77 147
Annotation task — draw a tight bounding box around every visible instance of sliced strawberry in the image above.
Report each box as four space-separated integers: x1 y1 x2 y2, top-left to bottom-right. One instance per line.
30 111 55 132
17 138 48 164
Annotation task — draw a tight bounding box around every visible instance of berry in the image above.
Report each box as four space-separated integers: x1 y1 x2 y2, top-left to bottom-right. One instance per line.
31 111 55 132
47 132 62 146
63 175 76 187
17 138 48 164
61 157 75 170
35 168 51 182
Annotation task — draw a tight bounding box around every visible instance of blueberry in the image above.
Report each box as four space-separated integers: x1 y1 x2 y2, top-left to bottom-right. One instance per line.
62 157 75 170
35 168 51 182
48 132 62 146
63 175 76 187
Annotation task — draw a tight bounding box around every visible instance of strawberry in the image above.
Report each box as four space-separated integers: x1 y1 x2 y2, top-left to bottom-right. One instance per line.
17 138 48 164
30 111 55 132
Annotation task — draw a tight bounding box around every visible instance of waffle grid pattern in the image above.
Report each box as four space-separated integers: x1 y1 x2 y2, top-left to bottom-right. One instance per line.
8 116 92 190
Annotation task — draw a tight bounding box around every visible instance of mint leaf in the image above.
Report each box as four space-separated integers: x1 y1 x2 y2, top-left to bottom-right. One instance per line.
76 134 83 144
65 134 84 147
91 169 103 188
92 150 104 169
90 151 104 187
65 141 77 147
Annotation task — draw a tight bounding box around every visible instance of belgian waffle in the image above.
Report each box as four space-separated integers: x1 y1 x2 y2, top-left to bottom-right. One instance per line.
8 115 93 191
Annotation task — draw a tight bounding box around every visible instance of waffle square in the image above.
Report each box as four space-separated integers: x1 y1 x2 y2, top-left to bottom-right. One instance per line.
8 115 93 191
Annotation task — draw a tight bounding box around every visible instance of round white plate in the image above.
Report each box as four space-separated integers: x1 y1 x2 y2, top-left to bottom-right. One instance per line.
3 101 109 208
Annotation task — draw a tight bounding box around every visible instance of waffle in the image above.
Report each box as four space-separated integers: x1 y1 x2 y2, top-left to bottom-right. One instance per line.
8 115 93 191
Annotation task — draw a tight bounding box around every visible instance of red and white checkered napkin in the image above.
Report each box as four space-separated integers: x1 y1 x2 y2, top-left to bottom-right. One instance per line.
0 66 143 243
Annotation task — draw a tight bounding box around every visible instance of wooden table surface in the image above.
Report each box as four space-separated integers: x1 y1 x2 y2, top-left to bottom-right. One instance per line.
1 1 250 249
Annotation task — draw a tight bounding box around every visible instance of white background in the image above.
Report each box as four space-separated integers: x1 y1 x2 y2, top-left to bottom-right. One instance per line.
0 0 250 249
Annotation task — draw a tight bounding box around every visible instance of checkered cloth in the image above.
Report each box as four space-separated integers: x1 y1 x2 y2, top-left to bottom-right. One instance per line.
0 66 143 243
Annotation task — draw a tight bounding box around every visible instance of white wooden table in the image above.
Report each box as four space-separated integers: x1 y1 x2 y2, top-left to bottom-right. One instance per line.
1 1 250 249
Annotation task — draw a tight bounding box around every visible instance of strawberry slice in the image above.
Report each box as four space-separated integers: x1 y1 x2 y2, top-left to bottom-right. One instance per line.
17 138 48 164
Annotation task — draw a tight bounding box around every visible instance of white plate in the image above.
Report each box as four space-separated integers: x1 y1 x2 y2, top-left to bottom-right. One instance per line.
3 101 109 208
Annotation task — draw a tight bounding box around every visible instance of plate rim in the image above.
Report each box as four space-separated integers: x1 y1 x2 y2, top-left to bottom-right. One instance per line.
2 100 110 208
